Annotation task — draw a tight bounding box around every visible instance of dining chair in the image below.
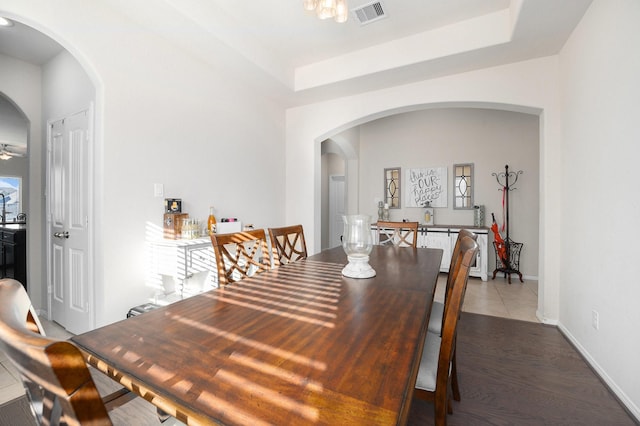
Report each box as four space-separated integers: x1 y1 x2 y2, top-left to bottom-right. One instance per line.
376 220 419 248
0 278 136 425
414 236 479 426
268 224 308 266
210 229 272 286
0 278 46 336
428 228 478 401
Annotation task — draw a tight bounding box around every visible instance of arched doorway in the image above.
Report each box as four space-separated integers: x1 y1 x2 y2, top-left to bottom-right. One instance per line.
312 103 544 319
0 93 29 288
0 14 99 332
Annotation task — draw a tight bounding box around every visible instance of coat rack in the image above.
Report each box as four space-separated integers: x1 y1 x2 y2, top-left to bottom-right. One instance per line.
491 164 524 284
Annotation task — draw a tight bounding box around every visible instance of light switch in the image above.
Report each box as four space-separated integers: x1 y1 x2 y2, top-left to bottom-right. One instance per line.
154 183 164 197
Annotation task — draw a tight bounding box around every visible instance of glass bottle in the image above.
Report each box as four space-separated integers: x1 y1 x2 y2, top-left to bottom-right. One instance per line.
207 206 217 234
424 201 432 224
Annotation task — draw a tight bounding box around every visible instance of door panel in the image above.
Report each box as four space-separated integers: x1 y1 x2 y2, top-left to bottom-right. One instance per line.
329 176 345 248
69 248 86 310
51 123 65 227
424 231 452 270
49 110 92 334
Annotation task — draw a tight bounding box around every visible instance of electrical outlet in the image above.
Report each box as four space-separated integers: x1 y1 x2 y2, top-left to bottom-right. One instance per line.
592 310 599 330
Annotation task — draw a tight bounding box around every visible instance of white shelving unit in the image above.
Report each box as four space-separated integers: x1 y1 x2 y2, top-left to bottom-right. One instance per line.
147 237 218 302
372 224 488 281
418 226 488 281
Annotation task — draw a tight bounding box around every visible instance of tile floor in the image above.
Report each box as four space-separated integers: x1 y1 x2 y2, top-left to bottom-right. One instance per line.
452 274 539 323
1 274 539 409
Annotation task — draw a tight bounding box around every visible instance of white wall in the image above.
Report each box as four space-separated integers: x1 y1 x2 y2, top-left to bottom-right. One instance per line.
558 0 640 417
4 2 287 326
42 51 95 120
358 108 539 277
0 53 43 307
0 95 28 145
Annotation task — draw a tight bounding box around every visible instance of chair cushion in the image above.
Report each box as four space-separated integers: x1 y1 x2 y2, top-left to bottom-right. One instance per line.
428 301 444 335
415 331 442 391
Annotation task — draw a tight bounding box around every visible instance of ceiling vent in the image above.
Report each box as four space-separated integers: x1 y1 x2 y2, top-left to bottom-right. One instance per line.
353 1 387 25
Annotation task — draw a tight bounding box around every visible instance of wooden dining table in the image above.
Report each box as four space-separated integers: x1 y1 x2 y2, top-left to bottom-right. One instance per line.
72 245 443 425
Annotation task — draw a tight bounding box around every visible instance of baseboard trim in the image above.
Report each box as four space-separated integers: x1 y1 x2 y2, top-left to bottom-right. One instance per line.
558 322 640 423
536 309 558 325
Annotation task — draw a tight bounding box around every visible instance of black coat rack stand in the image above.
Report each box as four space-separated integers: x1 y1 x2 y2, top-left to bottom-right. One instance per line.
491 164 524 284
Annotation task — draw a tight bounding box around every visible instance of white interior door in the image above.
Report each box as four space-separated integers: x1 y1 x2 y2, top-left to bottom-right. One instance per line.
329 175 345 248
48 109 92 334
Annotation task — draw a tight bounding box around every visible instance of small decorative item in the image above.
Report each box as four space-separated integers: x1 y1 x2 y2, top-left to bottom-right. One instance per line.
342 215 376 279
423 202 434 225
473 205 485 227
164 198 182 213
207 206 217 234
383 203 390 221
163 212 188 239
377 201 384 220
181 218 201 239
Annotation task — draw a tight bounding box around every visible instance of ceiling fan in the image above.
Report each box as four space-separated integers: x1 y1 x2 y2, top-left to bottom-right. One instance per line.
0 144 26 160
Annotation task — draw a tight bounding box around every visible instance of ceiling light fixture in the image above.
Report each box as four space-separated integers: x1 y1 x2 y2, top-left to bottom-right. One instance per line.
303 0 349 23
0 17 14 27
0 144 25 160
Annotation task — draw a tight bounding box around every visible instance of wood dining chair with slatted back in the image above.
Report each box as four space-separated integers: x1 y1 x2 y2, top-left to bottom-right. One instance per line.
0 279 136 426
414 236 479 426
210 229 272 286
268 224 308 267
376 221 419 248
1 278 46 336
427 228 477 402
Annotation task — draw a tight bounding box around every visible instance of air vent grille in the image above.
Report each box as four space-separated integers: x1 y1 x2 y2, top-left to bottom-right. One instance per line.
353 1 387 25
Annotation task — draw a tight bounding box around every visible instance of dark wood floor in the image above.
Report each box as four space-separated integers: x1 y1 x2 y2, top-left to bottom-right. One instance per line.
3 313 637 425
407 312 637 425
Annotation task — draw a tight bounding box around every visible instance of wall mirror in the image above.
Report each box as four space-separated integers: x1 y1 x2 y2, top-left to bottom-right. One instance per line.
453 163 474 209
384 167 401 208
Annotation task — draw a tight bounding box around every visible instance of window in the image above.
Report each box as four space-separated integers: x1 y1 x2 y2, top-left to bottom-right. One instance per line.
384 167 401 208
453 163 473 209
0 176 22 222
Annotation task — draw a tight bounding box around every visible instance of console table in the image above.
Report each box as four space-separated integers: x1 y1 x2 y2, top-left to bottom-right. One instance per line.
373 224 488 281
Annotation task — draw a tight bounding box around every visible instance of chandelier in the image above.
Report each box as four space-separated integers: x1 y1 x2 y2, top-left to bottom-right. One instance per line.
303 0 349 23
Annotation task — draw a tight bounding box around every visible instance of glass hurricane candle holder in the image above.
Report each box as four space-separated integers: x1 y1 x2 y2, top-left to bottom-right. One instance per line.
342 214 376 278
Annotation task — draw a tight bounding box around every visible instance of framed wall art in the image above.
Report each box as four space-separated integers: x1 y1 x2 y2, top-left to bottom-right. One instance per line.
405 167 447 208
